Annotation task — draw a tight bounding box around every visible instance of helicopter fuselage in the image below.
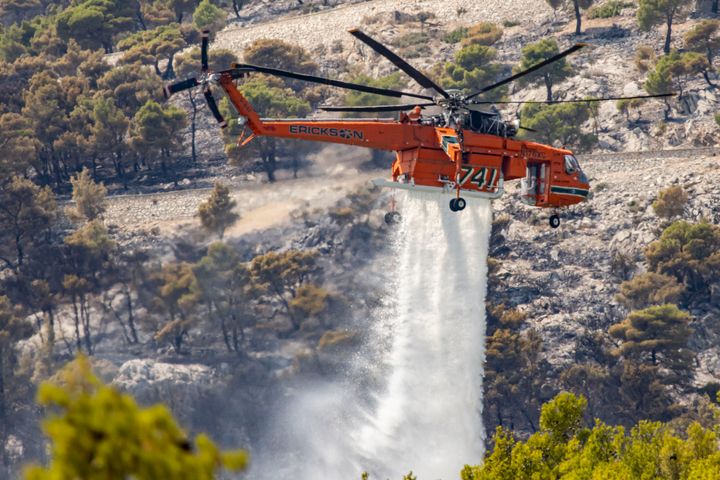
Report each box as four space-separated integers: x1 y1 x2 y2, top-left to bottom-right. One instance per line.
221 74 590 210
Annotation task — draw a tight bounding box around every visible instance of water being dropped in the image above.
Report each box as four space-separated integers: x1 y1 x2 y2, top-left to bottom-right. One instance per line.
354 192 491 479
253 191 493 480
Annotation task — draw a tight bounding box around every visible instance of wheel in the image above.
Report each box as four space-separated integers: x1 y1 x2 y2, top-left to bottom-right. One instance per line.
384 211 402 225
449 198 458 212
455 197 467 211
549 214 561 229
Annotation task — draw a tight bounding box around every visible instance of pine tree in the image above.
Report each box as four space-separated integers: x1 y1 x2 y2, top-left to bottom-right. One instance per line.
194 242 255 353
609 304 692 369
197 183 239 239
637 0 693 55
147 262 201 353
515 38 573 102
615 272 684 310
67 168 107 222
645 221 720 295
24 356 248 480
545 0 595 35
0 295 32 468
192 0 226 35
0 176 57 271
250 249 321 330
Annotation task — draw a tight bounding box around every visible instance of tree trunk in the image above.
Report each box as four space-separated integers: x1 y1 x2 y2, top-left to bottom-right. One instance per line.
703 69 716 87
233 0 243 18
81 297 92 355
0 349 6 471
163 53 176 80
173 329 185 353
124 286 138 344
713 0 718 14
544 73 553 102
220 314 232 352
520 406 537 433
262 140 277 182
71 296 82 353
664 12 673 55
15 233 23 268
573 0 582 35
46 308 55 347
136 3 147 30
189 91 197 164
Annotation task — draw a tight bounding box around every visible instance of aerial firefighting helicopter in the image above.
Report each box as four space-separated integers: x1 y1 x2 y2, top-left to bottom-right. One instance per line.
164 30 673 228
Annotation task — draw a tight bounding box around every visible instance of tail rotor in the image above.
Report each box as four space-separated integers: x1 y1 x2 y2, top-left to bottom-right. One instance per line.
163 29 228 129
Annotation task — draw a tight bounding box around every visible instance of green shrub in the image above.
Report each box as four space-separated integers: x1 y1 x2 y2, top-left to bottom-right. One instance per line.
610 250 636 281
392 31 430 48
463 392 720 479
318 329 358 351
645 221 720 295
634 45 656 73
616 272 685 310
652 185 688 218
442 26 468 44
462 22 503 46
588 1 634 19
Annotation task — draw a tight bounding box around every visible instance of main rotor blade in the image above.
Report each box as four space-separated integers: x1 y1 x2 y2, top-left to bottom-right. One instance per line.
465 104 499 115
164 77 199 98
465 43 588 101
201 30 210 73
228 64 434 101
348 29 449 99
471 92 677 105
319 103 435 113
204 88 227 128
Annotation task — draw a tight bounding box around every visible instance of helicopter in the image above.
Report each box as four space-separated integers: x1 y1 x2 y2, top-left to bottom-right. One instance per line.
164 30 674 228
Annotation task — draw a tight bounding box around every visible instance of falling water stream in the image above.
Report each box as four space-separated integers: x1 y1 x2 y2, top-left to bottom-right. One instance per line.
255 191 493 480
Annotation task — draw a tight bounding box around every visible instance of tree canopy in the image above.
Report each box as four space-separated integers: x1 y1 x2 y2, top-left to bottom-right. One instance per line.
24 356 248 480
462 391 720 480
637 0 693 54
197 182 239 239
515 38 572 102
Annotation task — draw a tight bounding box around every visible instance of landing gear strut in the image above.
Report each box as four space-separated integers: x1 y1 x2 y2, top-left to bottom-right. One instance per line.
549 214 561 229
449 197 467 212
385 211 402 224
385 195 401 225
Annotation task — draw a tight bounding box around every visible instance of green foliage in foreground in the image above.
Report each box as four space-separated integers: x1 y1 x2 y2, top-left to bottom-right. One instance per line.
462 392 720 479
24 356 248 480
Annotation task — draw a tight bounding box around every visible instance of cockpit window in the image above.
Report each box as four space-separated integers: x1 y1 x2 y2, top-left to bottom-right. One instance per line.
564 155 580 174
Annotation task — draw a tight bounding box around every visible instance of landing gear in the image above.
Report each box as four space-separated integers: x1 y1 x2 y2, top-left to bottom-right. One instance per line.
449 197 466 212
549 214 561 229
385 211 402 224
385 195 401 225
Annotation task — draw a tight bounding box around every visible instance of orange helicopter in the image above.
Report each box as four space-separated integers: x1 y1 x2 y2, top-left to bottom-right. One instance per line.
164 30 673 228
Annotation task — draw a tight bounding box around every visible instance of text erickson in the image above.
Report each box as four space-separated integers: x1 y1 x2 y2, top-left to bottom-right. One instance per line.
289 125 364 140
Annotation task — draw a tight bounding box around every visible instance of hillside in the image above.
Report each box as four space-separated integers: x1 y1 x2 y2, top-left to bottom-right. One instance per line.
1 0 720 478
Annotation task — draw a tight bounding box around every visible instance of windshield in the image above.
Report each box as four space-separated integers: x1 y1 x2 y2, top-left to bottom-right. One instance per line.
564 155 581 174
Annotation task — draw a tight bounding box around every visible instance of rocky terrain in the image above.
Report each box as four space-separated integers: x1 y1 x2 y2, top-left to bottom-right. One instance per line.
7 0 720 477
99 0 720 459
492 150 720 371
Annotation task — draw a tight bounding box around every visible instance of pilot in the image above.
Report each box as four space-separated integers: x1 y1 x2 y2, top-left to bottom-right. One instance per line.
407 105 422 122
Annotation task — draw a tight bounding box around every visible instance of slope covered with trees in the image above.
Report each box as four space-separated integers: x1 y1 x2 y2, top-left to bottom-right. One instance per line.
0 0 719 478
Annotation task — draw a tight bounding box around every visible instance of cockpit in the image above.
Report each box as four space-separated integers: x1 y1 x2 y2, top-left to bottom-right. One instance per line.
564 154 588 183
